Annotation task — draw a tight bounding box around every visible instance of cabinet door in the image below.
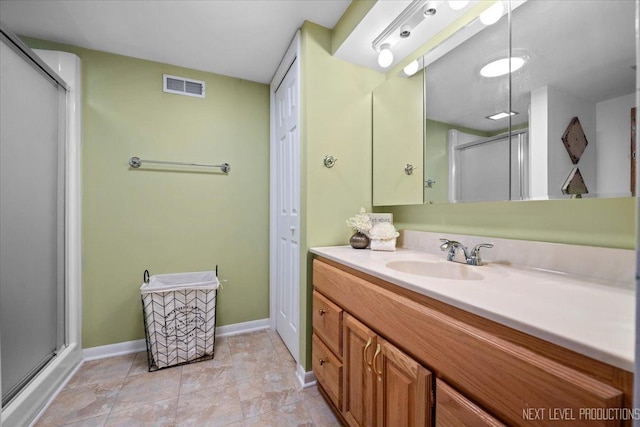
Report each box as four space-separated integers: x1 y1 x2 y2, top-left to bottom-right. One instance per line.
374 336 433 427
436 379 505 427
343 313 377 427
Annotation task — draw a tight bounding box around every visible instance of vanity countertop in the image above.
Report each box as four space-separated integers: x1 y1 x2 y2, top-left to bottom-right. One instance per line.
310 245 635 371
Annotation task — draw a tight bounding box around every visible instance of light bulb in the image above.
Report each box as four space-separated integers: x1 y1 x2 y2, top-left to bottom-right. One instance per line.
479 1 505 26
448 0 469 10
404 60 420 76
378 44 394 68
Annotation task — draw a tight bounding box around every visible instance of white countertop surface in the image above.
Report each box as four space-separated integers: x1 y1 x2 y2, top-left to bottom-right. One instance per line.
310 245 635 371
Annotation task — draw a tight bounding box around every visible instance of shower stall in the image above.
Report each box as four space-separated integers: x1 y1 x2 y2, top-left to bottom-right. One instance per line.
0 24 82 427
448 128 529 203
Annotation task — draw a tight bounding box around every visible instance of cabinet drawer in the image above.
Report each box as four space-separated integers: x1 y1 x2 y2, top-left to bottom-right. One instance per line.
436 379 505 427
312 333 343 409
313 290 343 358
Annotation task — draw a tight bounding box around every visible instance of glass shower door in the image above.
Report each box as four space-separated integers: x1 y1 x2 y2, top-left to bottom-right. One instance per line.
0 36 66 407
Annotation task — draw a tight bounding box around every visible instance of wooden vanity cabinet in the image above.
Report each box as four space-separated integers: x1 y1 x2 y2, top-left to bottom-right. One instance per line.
312 290 344 410
343 313 432 427
312 334 343 409
436 379 505 427
343 313 377 427
312 257 633 427
374 335 432 427
313 290 343 356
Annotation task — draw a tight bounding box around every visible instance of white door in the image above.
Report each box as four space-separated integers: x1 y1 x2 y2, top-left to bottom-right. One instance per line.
274 57 300 361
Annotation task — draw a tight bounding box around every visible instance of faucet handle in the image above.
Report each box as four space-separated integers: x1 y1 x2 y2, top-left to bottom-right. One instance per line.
440 239 463 262
470 243 493 266
439 238 459 251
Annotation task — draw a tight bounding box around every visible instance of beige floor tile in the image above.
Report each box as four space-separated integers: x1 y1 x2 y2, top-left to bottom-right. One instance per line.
58 414 109 427
231 343 296 384
175 383 244 426
104 397 178 427
228 330 274 354
214 336 231 353
243 401 313 427
237 370 304 418
35 378 123 426
36 330 337 427
127 351 151 377
111 368 182 412
298 384 322 400
304 394 341 427
65 355 135 388
180 358 236 395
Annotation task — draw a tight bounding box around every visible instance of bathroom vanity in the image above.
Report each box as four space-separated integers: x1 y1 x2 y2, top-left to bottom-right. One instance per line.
310 237 634 427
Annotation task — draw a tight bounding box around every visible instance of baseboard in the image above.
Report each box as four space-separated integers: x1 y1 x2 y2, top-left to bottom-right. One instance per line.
82 318 270 361
216 318 270 337
82 339 147 361
297 364 317 388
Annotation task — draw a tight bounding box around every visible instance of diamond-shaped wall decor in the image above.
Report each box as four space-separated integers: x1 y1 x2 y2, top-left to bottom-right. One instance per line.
561 167 588 196
561 117 588 164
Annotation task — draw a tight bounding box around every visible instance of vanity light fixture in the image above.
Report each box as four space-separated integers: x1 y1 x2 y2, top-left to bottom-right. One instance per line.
479 0 505 26
372 0 437 69
480 56 525 77
487 111 518 121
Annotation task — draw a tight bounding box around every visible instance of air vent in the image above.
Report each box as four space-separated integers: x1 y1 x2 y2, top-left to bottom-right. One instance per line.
163 74 205 98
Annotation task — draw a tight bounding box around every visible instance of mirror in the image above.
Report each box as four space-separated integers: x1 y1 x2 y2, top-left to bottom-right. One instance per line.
373 68 424 206
422 0 636 203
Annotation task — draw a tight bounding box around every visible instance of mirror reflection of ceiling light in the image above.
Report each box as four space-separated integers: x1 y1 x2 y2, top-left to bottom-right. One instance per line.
403 59 420 76
479 1 505 25
480 56 526 77
487 111 518 121
448 0 469 10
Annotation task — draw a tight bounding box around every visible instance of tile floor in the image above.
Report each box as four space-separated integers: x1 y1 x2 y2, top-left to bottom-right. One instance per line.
34 329 340 427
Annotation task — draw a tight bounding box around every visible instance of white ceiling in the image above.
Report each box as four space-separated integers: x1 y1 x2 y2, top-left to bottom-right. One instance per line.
0 0 351 84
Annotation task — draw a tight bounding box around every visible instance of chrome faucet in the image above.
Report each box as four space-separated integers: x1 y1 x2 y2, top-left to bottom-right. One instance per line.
439 239 493 266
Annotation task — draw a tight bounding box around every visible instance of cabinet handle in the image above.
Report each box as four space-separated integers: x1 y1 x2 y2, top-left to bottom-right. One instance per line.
319 358 326 366
372 344 382 377
363 337 373 368
318 309 327 316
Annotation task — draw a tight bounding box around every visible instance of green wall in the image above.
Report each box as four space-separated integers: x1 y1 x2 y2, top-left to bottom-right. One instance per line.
380 198 635 249
23 38 270 348
300 22 385 369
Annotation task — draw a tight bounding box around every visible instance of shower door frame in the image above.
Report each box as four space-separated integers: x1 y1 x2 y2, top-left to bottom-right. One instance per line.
0 25 82 427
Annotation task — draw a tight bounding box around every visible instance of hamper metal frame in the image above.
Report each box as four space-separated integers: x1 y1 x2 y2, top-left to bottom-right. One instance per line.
140 269 219 372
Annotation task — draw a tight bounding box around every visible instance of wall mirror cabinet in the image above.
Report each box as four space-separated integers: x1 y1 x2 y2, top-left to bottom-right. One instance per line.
373 0 637 206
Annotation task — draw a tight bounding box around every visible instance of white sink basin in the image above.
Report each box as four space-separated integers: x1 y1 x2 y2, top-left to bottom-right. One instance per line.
386 260 484 281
